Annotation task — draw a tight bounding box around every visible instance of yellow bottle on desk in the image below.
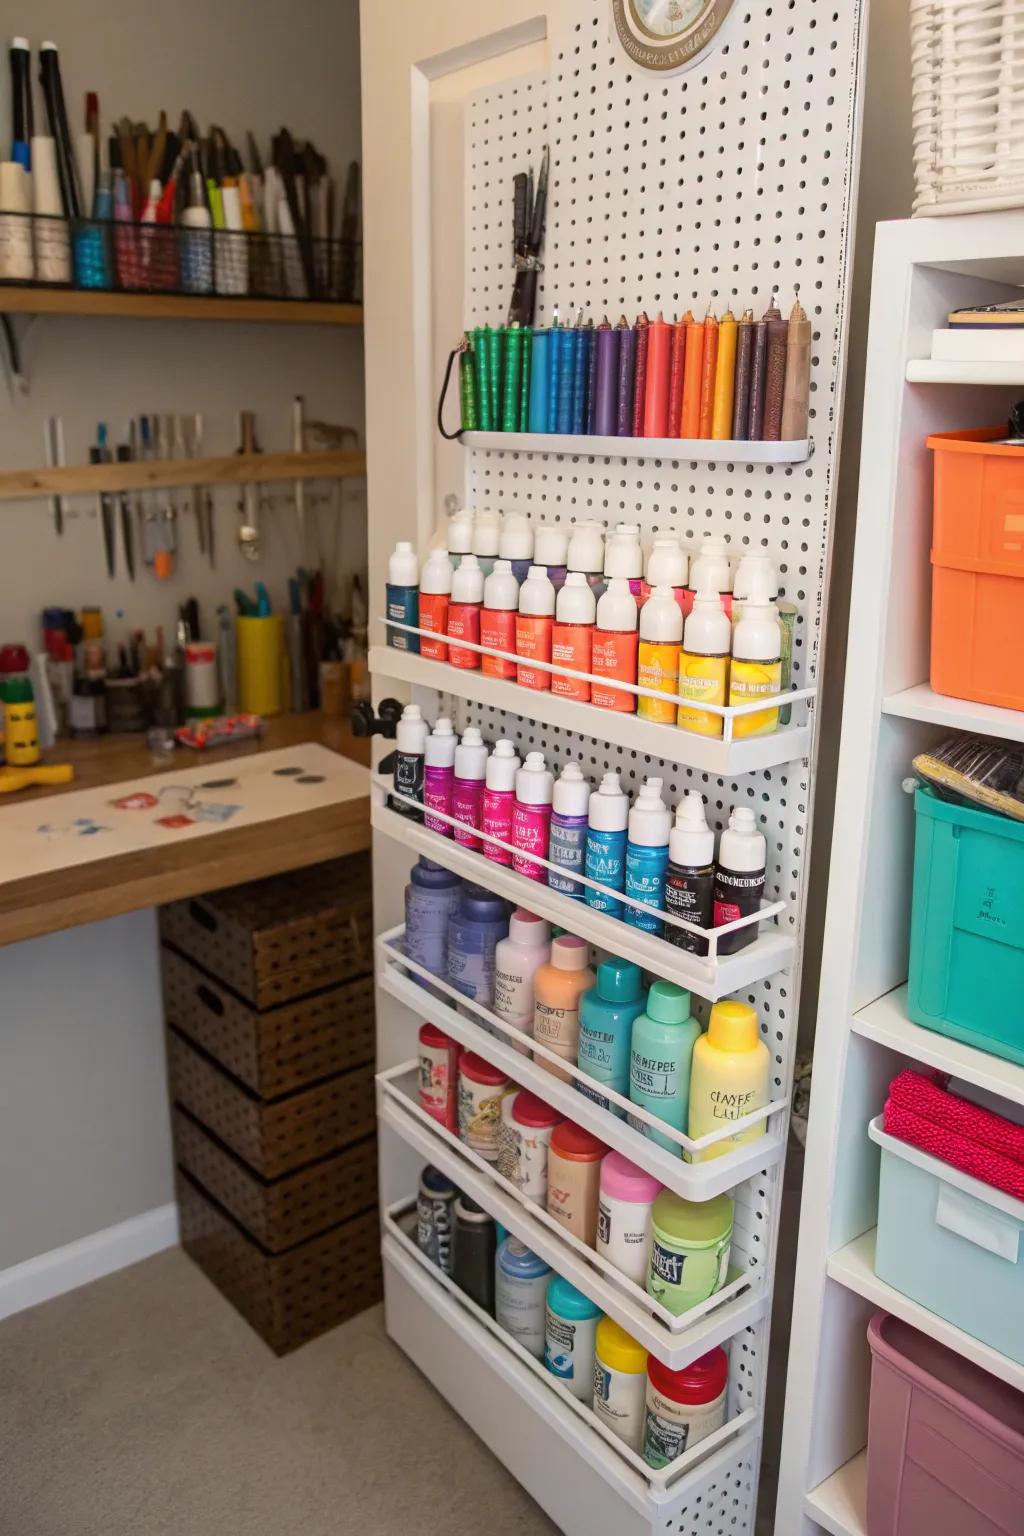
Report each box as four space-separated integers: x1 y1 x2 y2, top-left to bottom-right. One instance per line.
686 1000 770 1162
3 697 40 766
676 590 730 737
728 595 782 737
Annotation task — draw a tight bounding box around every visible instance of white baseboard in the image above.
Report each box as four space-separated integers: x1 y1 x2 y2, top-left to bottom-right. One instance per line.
0 1203 179 1322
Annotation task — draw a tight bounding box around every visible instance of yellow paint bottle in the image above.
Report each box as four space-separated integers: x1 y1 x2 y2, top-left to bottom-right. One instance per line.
637 585 682 723
728 595 782 737
677 590 730 736
686 1000 770 1163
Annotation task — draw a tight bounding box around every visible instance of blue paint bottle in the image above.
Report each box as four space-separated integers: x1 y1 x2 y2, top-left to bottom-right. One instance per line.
548 762 590 900
446 883 510 1008
576 958 646 1114
584 772 630 919
404 858 462 979
625 777 671 934
386 541 420 652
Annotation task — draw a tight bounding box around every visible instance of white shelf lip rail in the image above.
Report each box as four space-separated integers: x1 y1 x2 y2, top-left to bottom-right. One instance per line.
383 1211 761 1519
379 1061 769 1369
852 983 1024 1109
371 781 795 999
906 357 1024 386
370 640 814 775
826 1228 1024 1394
378 926 787 1193
882 681 1024 746
461 429 812 465
802 1451 867 1536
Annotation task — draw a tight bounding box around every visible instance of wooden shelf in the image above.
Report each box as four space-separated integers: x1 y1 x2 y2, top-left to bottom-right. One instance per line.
0 450 366 501
0 286 362 326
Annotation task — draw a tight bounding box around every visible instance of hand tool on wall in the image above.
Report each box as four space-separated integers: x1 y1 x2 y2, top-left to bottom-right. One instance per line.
190 411 214 566
89 422 116 577
236 409 260 561
134 415 160 570
292 394 306 545
115 442 135 579
44 416 65 537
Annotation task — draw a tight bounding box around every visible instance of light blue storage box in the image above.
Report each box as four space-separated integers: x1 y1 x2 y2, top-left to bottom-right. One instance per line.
908 784 1024 1067
870 1116 1024 1366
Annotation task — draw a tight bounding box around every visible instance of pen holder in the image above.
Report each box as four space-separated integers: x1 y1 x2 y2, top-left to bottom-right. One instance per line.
236 615 286 716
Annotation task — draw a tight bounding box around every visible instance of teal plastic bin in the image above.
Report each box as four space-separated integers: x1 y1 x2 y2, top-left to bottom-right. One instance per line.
908 784 1024 1067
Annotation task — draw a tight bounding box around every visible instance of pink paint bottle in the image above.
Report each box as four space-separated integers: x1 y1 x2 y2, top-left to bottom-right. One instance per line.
512 751 554 882
482 739 520 866
452 727 488 849
423 717 457 836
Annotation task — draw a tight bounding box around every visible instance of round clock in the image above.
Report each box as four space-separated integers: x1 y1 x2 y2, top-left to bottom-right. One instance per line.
611 0 736 72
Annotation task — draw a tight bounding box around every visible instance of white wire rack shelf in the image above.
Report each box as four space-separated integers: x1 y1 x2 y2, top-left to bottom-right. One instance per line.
460 430 811 464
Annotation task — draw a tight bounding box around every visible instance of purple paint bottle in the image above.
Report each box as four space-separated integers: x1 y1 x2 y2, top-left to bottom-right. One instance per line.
482 739 520 867
548 762 590 899
405 858 462 978
452 727 488 849
423 717 457 837
511 752 554 883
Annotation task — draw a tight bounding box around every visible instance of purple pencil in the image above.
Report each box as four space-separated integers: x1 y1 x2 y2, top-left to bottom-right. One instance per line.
616 315 636 436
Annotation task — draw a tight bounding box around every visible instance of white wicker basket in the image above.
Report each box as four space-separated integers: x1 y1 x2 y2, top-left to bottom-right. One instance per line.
912 0 1024 215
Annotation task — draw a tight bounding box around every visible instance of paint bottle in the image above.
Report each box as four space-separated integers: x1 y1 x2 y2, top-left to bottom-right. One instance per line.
713 806 766 954
457 1048 511 1160
515 565 556 692
637 585 683 724
418 548 453 662
593 1318 649 1451
480 560 519 679
494 911 551 1051
547 762 590 899
481 739 521 866
510 1090 563 1204
628 982 700 1155
597 1151 661 1286
472 508 501 577
625 777 671 934
567 518 607 599
550 572 596 702
453 1195 496 1314
684 535 733 618
495 1237 551 1359
393 702 428 820
452 727 488 848
545 1275 601 1400
498 510 534 586
533 935 595 1081
546 1119 607 1243
423 717 457 836
511 751 554 881
585 771 630 919
417 1165 458 1274
534 523 569 591
418 1022 460 1130
643 1348 729 1469
728 590 782 737
591 578 638 714
687 1000 770 1160
446 553 484 669
677 590 731 737
386 541 419 652
447 886 510 1007
446 507 475 570
664 792 715 954
405 857 462 978
576 957 646 1112
640 536 688 611
647 1190 733 1314
603 522 644 599
731 550 778 620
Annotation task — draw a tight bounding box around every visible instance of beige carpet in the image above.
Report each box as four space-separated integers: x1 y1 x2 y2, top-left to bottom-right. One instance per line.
0 1249 556 1536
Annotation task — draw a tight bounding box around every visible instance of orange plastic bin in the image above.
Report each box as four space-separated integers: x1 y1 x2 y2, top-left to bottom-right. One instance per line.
928 426 1024 712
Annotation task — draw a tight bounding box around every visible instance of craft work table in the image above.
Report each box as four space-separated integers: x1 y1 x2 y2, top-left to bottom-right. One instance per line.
0 714 371 949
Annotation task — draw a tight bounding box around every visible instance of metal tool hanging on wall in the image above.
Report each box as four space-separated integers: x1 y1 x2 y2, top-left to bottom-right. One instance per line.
236 409 261 560
44 416 65 537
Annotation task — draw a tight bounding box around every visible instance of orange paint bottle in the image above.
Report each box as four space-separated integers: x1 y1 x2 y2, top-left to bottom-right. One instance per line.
515 564 556 692
551 571 596 702
591 578 638 714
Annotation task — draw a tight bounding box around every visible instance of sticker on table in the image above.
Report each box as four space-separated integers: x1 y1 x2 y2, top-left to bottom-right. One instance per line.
156 814 195 829
36 817 111 838
111 791 159 811
190 801 241 824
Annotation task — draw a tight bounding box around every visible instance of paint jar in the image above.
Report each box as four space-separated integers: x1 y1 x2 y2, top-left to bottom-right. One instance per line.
591 578 638 714
495 1237 552 1359
494 911 552 1052
576 957 646 1112
184 642 219 717
677 590 731 737
546 1120 607 1245
534 523 569 591
386 541 419 652
637 586 683 724
446 884 510 1008
684 536 733 618
511 751 554 881
418 1022 460 1131
418 548 453 662
593 1317 649 1451
643 1348 729 1469
597 1151 662 1286
472 509 501 577
687 1000 770 1162
533 935 595 1082
423 718 457 837
545 1275 601 1401
498 511 534 586
664 792 715 954
417 1164 458 1275
603 522 644 598
551 571 596 702
647 1190 733 1315
516 565 556 691
627 981 700 1155
713 805 766 954
480 560 519 679
548 761 590 899
567 518 607 600
624 777 671 934
447 553 484 669
393 702 428 821
457 1049 511 1161
481 739 520 866
585 771 630 919
640 537 688 611
452 727 488 849
510 1090 563 1204
405 857 462 979
453 1195 496 1314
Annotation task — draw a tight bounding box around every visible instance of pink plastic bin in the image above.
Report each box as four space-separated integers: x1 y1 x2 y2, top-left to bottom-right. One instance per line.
866 1311 1024 1535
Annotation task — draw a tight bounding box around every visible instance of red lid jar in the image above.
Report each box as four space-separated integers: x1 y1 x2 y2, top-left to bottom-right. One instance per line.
512 1090 562 1129
550 1120 607 1162
647 1346 728 1405
458 1049 509 1087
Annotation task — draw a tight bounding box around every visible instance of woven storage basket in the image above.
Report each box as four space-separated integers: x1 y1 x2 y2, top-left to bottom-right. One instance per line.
173 1107 379 1252
177 1169 382 1354
161 947 375 1097
167 1029 375 1178
159 854 372 1008
912 0 1024 215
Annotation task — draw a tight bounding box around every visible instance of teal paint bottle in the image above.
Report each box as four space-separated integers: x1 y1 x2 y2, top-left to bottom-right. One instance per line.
627 981 700 1156
576 957 646 1114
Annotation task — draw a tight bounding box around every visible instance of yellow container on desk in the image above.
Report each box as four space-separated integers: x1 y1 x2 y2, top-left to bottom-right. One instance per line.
236 615 286 716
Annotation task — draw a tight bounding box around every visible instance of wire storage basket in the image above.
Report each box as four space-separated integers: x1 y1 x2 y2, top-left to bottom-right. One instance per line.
912 0 1024 215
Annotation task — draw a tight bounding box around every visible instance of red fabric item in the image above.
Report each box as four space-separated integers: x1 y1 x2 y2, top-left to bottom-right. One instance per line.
883 1069 1024 1202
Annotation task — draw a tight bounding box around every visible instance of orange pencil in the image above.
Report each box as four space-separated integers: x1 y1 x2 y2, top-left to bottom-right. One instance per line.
680 314 704 439
697 310 719 437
